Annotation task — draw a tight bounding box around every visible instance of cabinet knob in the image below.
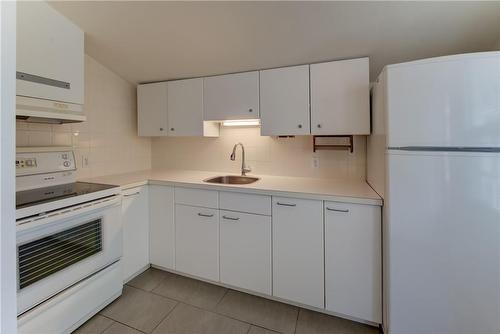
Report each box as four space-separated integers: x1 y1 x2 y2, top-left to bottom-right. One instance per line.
298 124 302 129
170 128 175 131
160 127 164 131
248 108 253 112
317 124 321 128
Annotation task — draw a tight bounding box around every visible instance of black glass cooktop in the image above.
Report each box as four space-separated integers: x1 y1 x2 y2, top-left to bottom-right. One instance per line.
16 182 118 210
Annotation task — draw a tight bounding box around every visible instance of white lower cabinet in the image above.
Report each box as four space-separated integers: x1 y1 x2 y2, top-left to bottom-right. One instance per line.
219 210 272 295
174 204 219 281
122 183 382 326
121 186 150 282
149 185 175 269
324 201 382 323
272 197 324 308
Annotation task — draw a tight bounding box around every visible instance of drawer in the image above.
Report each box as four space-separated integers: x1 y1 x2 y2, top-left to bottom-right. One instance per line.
220 191 271 215
174 187 218 208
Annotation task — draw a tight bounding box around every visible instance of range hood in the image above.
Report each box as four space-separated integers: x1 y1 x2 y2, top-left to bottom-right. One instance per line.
16 95 86 124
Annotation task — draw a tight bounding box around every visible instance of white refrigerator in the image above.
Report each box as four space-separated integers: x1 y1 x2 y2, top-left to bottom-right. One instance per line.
367 52 500 334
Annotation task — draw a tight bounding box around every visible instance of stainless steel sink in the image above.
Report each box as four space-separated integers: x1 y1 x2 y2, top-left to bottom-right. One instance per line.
203 175 259 185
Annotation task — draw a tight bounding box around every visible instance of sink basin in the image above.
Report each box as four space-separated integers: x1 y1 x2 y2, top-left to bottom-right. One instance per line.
203 175 259 185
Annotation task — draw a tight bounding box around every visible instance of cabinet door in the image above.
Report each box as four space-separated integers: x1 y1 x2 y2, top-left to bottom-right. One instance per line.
325 202 382 323
137 82 168 136
122 186 150 282
149 185 174 269
220 210 271 295
272 197 324 308
203 71 259 120
260 65 310 136
310 58 369 135
167 78 204 136
175 204 219 281
17 1 84 104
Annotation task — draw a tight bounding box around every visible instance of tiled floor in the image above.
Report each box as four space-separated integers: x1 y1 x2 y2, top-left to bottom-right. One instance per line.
74 268 381 334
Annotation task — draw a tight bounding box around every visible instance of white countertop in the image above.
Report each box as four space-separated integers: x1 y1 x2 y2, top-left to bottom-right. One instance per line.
82 169 382 206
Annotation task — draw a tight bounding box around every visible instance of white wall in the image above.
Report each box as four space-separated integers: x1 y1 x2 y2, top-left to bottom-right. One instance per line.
152 127 366 180
1 1 18 333
16 55 151 178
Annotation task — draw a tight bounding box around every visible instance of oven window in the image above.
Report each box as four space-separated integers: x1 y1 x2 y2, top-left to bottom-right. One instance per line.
18 219 103 290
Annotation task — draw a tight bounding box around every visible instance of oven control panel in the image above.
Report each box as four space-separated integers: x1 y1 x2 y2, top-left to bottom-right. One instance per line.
16 149 76 177
16 158 37 169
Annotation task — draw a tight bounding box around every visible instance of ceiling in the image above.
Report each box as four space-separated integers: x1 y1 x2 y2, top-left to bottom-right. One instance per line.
49 1 500 84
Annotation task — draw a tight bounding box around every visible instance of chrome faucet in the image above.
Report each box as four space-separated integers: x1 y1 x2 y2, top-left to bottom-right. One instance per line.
230 142 251 176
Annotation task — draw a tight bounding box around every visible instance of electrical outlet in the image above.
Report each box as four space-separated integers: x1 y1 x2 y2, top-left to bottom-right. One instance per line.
312 157 320 168
81 154 89 168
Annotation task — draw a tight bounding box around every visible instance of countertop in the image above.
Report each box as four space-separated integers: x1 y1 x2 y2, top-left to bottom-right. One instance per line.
82 169 382 206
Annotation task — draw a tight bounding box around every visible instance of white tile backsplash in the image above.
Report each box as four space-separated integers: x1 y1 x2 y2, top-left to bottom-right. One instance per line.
16 55 152 179
152 127 367 180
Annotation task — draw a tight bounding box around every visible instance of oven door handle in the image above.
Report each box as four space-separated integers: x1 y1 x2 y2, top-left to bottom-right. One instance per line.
16 194 121 233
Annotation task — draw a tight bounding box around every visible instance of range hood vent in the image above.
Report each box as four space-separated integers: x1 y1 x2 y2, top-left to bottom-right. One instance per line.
16 95 85 124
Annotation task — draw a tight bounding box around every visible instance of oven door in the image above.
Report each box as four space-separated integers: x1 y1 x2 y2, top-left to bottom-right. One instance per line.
16 195 122 315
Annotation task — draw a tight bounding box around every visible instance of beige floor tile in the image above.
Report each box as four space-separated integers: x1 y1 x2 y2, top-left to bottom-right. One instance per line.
100 286 177 333
152 303 249 334
248 325 281 334
103 322 143 334
295 309 381 334
152 273 227 310
215 290 298 334
73 314 113 334
127 268 171 292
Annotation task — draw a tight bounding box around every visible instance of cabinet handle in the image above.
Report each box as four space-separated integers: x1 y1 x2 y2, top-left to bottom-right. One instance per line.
317 124 321 128
160 127 164 131
248 108 253 112
170 128 175 131
198 213 214 218
298 124 302 128
222 215 240 221
276 202 297 207
326 207 349 213
123 192 140 197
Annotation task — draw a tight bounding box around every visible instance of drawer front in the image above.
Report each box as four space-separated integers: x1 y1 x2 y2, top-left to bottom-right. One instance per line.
174 204 219 281
174 187 218 208
219 191 271 215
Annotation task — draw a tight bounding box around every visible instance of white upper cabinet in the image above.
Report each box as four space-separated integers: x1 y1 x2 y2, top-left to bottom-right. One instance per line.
167 78 219 137
203 71 260 120
311 57 370 135
260 65 310 136
137 82 168 136
17 1 84 105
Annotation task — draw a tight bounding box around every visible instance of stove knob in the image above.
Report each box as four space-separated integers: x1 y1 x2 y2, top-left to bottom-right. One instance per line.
63 161 71 167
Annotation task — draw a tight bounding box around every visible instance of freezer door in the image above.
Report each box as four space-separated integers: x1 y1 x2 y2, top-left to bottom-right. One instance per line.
385 151 500 334
386 52 500 148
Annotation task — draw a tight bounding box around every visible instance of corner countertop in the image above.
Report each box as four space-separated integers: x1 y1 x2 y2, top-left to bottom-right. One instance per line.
81 169 382 206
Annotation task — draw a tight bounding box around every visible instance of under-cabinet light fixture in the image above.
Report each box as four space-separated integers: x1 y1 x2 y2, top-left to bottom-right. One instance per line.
221 119 260 127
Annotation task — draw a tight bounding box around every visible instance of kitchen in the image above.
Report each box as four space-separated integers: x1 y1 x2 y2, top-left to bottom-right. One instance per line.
1 1 499 334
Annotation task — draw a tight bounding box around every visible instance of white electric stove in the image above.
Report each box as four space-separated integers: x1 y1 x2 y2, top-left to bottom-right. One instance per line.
16 147 123 334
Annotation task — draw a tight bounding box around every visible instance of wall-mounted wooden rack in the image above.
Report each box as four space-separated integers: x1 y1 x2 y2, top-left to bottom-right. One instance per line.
313 135 354 153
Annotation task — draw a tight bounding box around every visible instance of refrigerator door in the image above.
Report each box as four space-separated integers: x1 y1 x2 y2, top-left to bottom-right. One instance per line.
386 52 500 148
385 150 500 334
